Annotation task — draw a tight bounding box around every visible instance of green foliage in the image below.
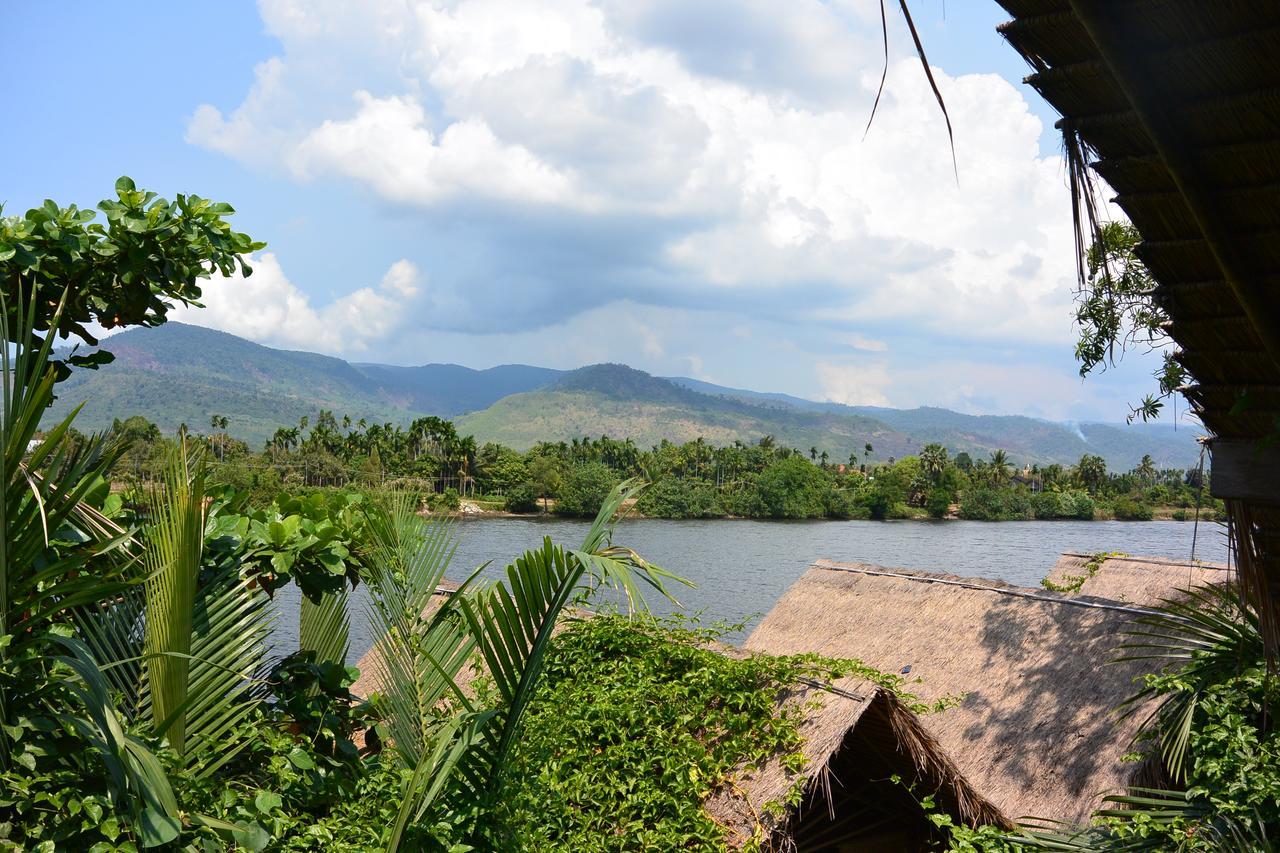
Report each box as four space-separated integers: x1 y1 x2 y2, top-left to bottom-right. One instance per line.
502 482 540 513
207 490 365 600
957 488 1031 521
1029 489 1094 520
635 477 722 518
495 614 899 851
0 177 263 379
926 487 951 519
1042 551 1126 593
756 455 830 518
555 462 619 517
427 487 461 512
1110 497 1154 521
266 651 374 764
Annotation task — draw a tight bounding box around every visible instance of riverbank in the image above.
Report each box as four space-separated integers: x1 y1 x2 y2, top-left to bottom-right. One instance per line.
443 498 1218 523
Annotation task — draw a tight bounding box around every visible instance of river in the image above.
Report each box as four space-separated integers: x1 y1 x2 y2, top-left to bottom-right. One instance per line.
265 517 1230 665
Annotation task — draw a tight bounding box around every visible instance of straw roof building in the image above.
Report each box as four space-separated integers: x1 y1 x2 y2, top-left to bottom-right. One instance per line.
994 1 1280 649
1046 551 1231 604
746 560 1167 825
706 675 1008 851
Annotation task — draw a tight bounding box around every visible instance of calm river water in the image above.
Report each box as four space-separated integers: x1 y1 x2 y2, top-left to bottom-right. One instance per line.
267 518 1229 664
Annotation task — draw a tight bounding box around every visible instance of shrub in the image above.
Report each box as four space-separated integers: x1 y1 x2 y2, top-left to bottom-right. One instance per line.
504 482 540 513
958 488 1004 520
1111 497 1154 521
1171 508 1189 521
555 462 618 517
427 487 461 512
958 488 1031 521
756 456 829 518
635 479 721 519
1060 489 1095 520
856 484 892 520
1030 491 1061 519
925 488 951 519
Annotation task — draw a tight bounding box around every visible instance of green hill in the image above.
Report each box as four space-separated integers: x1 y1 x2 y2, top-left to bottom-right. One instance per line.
457 364 915 460
47 324 1204 468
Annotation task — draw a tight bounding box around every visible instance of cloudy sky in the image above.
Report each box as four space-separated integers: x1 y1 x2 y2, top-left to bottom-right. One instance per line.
5 1 1165 422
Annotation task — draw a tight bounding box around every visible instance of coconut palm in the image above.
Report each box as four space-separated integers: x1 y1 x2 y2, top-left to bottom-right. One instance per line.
364 480 681 849
1 287 184 845
988 449 1011 486
920 443 948 484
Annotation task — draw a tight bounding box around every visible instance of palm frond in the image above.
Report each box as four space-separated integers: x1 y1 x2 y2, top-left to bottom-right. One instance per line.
1115 583 1262 782
448 480 684 844
299 588 351 668
142 438 206 755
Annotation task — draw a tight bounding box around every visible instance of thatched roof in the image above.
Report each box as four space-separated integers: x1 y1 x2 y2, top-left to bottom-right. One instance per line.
1046 551 1231 604
745 560 1166 825
994 1 1280 647
706 674 1009 850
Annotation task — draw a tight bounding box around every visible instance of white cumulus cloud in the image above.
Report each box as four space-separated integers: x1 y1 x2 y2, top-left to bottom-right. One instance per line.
172 254 422 354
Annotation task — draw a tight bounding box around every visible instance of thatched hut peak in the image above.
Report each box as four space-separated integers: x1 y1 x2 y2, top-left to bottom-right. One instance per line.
745 559 1168 825
706 672 1008 851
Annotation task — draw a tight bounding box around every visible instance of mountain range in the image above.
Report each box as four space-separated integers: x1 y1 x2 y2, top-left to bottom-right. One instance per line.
47 323 1205 470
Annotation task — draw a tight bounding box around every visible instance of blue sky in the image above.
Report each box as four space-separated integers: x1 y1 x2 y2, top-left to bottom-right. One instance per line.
3 1 1170 423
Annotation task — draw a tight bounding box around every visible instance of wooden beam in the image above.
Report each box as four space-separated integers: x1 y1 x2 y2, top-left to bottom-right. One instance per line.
1210 439 1280 505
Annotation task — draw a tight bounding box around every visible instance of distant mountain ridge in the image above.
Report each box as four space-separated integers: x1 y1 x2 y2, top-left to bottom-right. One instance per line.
46 323 1204 469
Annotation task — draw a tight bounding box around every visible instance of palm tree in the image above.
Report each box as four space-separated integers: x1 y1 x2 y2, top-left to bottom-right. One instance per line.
988 449 1011 486
809 446 818 462
365 482 680 849
920 443 948 484
1134 453 1157 485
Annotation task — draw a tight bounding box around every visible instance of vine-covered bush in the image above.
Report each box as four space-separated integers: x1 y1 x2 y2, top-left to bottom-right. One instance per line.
495 614 909 851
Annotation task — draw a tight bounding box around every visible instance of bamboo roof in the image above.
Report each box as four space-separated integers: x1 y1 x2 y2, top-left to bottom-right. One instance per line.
994 0 1280 644
745 560 1167 825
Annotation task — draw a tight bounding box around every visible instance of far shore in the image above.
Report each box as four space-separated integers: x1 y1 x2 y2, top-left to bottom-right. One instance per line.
435 499 1214 524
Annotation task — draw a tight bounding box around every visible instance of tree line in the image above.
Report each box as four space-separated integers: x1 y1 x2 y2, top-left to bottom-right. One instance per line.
106 413 1217 522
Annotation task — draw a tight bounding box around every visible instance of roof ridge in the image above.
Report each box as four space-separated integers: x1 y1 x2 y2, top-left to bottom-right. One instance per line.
810 560 1164 617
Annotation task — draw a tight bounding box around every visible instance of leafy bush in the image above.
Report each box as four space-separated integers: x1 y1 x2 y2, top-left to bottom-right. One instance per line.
428 487 461 511
757 456 829 518
495 614 907 851
503 481 540 513
1111 497 1154 520
857 484 892 520
635 478 721 518
925 487 951 519
555 462 619 517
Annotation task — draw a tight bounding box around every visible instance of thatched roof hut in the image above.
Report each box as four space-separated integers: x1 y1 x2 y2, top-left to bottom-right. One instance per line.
706 674 1008 851
746 560 1166 825
1046 551 1231 604
994 1 1280 650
